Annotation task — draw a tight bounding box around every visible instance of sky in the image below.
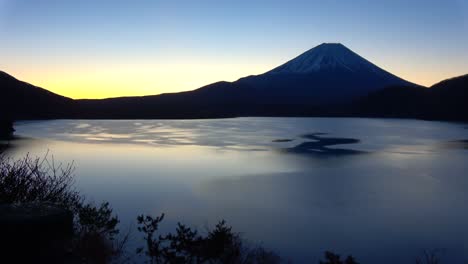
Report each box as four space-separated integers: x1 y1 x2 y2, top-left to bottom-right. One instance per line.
0 0 467 99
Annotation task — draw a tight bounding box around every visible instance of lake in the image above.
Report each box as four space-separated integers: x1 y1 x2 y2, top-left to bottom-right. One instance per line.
3 117 468 263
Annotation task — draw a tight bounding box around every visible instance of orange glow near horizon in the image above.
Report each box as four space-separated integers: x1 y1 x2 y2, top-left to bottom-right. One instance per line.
4 66 464 99
3 59 466 99
1 0 467 99
2 61 275 99
1 48 466 99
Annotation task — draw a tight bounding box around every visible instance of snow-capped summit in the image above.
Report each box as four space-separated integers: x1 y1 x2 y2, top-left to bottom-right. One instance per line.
236 43 416 104
267 43 389 76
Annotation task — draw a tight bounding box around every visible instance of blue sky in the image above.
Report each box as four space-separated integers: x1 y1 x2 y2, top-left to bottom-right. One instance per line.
0 0 467 98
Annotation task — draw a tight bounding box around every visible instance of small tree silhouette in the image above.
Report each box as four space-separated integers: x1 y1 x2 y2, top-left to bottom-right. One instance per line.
415 249 442 264
137 214 281 264
137 213 166 263
319 251 359 264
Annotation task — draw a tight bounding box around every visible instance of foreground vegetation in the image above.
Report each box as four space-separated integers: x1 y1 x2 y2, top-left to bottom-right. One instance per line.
0 152 450 263
0 153 282 263
0 153 121 263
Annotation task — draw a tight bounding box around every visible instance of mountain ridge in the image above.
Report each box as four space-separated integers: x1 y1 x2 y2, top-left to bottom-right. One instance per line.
0 44 466 121
235 43 416 104
353 74 468 121
0 71 74 119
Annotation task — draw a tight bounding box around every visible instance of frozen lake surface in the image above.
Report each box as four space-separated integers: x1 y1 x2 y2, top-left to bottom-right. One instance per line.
4 117 468 263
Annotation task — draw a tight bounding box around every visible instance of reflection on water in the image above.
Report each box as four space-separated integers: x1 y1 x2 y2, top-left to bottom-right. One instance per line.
441 139 468 150
4 117 468 263
286 133 365 156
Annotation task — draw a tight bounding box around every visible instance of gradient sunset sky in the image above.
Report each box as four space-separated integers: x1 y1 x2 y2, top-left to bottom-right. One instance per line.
1 0 467 99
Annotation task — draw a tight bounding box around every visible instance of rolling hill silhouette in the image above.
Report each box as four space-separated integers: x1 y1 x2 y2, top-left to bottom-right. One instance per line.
354 74 468 121
0 71 75 119
0 44 466 121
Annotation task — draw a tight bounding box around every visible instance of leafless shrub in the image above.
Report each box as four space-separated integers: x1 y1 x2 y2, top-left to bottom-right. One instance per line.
0 152 124 263
0 152 80 207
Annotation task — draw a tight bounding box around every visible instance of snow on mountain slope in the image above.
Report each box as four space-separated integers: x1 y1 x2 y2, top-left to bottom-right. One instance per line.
267 43 393 78
235 43 416 104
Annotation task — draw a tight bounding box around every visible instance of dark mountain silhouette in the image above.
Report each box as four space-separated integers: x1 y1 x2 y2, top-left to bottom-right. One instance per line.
75 43 416 118
353 74 468 121
0 44 466 121
76 81 324 118
236 43 415 105
0 71 75 119
429 74 468 121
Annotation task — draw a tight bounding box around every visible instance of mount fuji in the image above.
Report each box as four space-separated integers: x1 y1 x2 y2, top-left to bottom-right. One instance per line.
268 43 398 75
9 43 464 120
234 43 416 104
73 43 419 118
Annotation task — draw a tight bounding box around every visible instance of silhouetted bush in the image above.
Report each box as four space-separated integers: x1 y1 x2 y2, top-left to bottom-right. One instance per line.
319 251 359 264
73 201 122 262
415 250 442 264
0 154 79 206
0 153 121 263
137 214 282 264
